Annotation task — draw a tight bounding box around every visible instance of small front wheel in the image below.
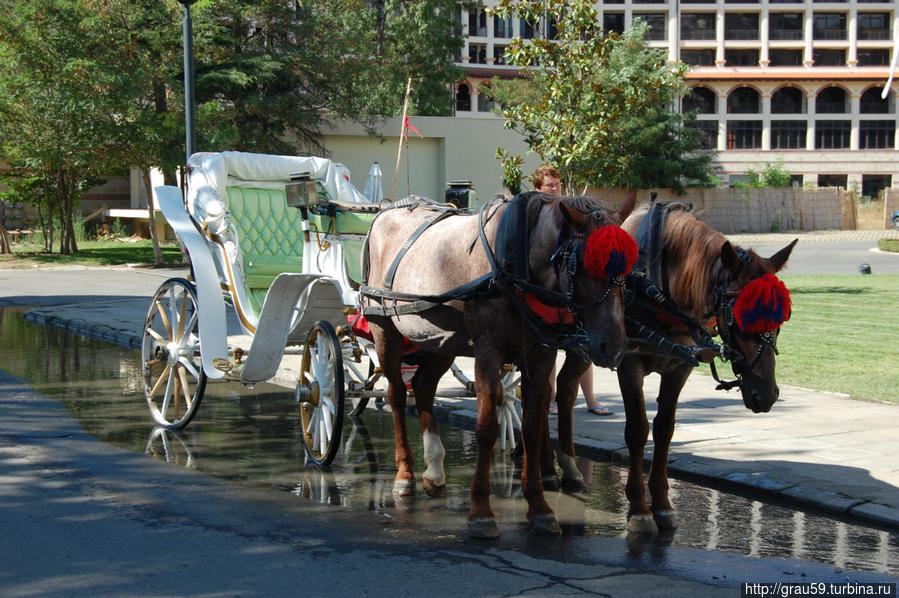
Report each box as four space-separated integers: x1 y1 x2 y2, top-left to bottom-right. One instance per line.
142 278 207 429
298 321 345 467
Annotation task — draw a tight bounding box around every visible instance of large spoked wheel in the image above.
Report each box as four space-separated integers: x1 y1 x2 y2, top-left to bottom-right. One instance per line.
142 278 207 430
298 321 345 467
498 366 522 451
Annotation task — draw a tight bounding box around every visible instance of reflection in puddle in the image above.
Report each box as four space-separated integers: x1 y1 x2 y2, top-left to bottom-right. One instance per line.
2 306 898 576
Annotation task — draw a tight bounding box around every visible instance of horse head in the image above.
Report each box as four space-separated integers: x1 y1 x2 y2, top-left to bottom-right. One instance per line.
534 191 637 368
718 239 798 413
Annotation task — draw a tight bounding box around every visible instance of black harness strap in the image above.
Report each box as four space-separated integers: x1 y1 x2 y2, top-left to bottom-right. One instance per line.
383 208 456 291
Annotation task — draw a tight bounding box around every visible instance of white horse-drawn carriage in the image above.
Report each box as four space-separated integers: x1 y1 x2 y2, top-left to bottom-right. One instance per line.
141 151 521 466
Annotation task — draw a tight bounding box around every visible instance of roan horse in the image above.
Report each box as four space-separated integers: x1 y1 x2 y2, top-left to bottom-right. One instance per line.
360 191 637 538
554 201 796 534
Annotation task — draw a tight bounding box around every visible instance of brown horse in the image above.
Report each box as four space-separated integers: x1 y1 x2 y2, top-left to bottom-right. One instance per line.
554 202 797 534
361 192 636 538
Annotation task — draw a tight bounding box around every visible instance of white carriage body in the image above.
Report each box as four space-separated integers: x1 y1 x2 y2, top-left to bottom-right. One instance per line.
156 151 378 383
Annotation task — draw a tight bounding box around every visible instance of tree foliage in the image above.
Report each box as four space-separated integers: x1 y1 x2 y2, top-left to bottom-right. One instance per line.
488 0 714 193
733 158 793 189
0 0 466 254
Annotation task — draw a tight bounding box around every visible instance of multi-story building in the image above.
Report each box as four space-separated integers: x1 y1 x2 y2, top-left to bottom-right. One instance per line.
456 1 899 198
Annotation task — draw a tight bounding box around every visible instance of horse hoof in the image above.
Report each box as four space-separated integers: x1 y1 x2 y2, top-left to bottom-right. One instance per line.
530 514 562 536
627 514 658 535
392 478 415 496
422 477 446 498
653 510 678 531
468 518 500 539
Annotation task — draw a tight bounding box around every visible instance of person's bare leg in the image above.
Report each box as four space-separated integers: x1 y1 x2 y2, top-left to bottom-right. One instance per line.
580 367 611 414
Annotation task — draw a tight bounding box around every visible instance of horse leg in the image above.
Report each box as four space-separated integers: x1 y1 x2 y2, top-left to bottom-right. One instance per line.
410 353 454 497
648 366 691 531
520 348 561 535
372 328 417 496
468 348 503 539
555 351 589 491
617 359 656 535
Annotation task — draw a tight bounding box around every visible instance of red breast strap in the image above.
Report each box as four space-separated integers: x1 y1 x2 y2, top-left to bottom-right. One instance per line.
520 290 575 325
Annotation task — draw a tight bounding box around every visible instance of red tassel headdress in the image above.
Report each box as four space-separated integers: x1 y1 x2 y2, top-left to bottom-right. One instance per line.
732 273 792 333
584 226 638 280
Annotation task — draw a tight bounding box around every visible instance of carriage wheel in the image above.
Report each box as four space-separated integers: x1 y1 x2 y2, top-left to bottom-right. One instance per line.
298 321 345 467
142 278 207 430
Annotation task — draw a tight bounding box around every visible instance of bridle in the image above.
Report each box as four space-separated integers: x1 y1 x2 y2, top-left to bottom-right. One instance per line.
708 248 783 390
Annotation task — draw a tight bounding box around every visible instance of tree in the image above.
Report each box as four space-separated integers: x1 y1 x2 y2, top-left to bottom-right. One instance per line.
734 158 793 189
488 0 714 194
0 1 134 254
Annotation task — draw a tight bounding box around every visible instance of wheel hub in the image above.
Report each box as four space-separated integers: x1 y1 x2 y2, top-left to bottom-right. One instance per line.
165 341 180 366
297 381 320 406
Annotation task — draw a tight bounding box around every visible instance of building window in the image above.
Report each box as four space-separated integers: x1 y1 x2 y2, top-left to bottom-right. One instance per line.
857 12 890 40
769 49 804 66
770 13 804 40
727 121 762 149
813 13 847 40
860 87 891 113
688 120 719 149
681 13 716 40
494 15 513 39
818 174 847 187
771 87 806 113
862 174 892 199
456 83 471 112
728 87 761 113
603 13 625 35
684 87 718 114
519 18 537 39
815 120 851 148
604 0 624 5
493 45 507 65
813 49 846 66
469 43 487 64
634 13 667 40
682 0 713 4
477 90 495 113
469 8 488 37
681 49 717 66
816 87 849 113
772 120 808 149
725 48 760 66
858 49 890 66
725 13 760 40
860 121 895 148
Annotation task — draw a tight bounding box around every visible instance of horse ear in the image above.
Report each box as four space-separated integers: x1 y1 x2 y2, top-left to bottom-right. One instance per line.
720 241 742 274
613 190 637 224
559 201 587 230
768 238 798 272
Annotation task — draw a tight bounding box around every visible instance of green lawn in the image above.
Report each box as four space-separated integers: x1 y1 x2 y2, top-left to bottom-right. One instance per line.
2 238 185 267
764 274 898 404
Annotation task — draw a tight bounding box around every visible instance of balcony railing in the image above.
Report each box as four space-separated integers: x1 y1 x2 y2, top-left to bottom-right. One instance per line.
725 28 760 40
858 28 890 40
770 29 804 40
682 29 717 40
813 29 848 40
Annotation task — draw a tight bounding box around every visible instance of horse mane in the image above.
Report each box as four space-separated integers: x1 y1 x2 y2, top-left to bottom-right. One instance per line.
661 210 728 318
525 193 612 231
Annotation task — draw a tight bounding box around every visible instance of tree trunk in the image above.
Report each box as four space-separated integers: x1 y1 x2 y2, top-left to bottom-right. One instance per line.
0 203 11 254
142 169 164 266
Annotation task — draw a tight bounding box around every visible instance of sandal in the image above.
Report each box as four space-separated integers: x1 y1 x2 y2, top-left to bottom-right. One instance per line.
586 405 613 416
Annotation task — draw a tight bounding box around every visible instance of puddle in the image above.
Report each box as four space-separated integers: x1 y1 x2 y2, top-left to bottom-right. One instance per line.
2 305 898 576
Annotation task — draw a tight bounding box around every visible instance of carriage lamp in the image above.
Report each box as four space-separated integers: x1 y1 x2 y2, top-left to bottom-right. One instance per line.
286 173 319 209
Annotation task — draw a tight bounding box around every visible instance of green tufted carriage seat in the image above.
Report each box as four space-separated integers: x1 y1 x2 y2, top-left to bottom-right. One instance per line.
222 186 376 318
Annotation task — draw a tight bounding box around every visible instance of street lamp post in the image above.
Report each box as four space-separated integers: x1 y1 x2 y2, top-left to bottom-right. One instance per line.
178 0 198 162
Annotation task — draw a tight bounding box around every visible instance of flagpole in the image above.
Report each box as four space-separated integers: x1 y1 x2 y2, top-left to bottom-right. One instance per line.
393 77 413 201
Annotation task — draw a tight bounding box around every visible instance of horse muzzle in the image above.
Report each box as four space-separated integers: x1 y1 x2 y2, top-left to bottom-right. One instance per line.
741 383 779 413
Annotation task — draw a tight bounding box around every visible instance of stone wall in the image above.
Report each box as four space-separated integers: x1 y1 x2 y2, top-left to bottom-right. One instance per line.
593 187 856 234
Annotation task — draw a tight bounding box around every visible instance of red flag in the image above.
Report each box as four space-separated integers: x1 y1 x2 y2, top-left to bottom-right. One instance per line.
403 116 423 140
